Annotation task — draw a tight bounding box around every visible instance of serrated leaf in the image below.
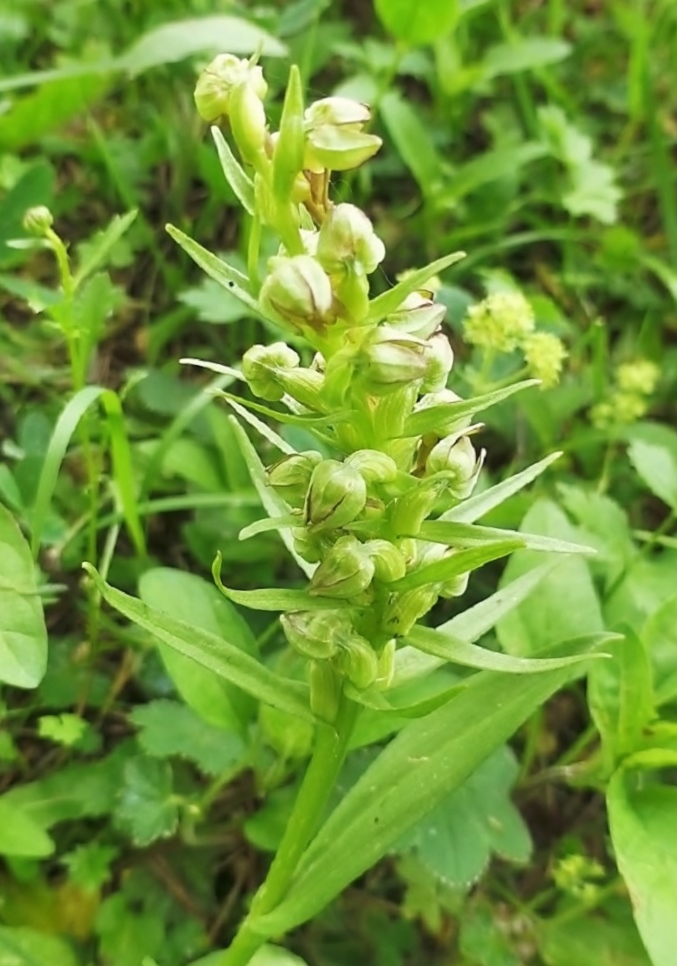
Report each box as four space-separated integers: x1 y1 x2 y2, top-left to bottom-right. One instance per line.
115 756 178 846
396 746 531 888
607 774 677 966
130 699 247 776
86 565 313 721
0 503 47 688
62 842 118 891
0 798 54 857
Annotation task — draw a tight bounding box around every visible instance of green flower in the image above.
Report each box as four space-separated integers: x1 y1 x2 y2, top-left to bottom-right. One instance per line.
463 291 535 353
616 359 659 395
304 97 382 173
259 255 334 333
522 331 567 388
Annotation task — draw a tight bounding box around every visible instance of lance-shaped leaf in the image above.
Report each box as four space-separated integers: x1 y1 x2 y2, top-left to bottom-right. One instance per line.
215 390 344 429
212 553 342 612
400 380 539 438
73 209 138 288
251 637 601 936
417 519 594 555
211 126 255 214
272 65 305 203
84 565 313 721
393 562 561 686
391 539 523 592
442 451 562 524
406 625 612 675
166 225 261 308
239 515 300 541
367 251 465 324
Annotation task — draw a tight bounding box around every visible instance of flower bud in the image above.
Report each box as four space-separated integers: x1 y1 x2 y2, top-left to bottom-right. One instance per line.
388 290 446 339
337 634 378 690
420 331 454 393
426 434 482 499
309 660 341 722
364 539 407 583
305 459 367 530
356 325 431 396
390 479 449 536
383 587 439 637
292 527 324 564
259 255 333 333
267 450 323 507
316 204 385 275
309 535 375 598
228 81 268 165
281 610 350 659
275 367 325 410
304 97 382 173
345 449 398 483
439 570 470 599
194 53 267 123
23 206 53 236
242 342 300 401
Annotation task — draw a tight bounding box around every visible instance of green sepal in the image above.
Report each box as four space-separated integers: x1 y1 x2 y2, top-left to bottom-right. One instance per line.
400 380 540 438
367 251 465 324
211 126 256 214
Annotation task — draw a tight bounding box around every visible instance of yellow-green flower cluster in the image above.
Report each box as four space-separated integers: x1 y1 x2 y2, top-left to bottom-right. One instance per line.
591 358 659 428
522 332 567 388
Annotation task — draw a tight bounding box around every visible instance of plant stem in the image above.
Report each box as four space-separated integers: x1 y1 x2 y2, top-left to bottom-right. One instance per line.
217 694 359 966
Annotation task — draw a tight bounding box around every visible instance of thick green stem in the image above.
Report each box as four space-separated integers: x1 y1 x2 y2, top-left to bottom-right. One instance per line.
217 694 359 966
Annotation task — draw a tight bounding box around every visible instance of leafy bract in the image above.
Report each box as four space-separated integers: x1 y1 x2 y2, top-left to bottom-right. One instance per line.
86 565 313 722
401 380 539 438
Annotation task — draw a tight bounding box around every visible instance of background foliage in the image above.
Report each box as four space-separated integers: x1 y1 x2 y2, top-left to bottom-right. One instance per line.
1 0 677 964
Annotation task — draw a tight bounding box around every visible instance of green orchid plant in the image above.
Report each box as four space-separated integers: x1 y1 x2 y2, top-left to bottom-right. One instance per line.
86 54 615 966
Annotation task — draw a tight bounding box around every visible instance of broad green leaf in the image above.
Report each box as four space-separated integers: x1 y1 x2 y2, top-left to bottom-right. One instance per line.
73 209 138 288
437 143 547 206
130 699 247 776
396 746 530 888
460 898 522 966
417 519 593 555
211 127 255 215
483 37 571 78
374 0 460 45
114 757 178 846
606 551 677 636
401 380 539 438
626 421 677 511
367 250 465 324
0 73 109 151
607 773 677 966
0 798 54 857
497 500 603 656
139 568 257 731
443 452 561 524
379 91 445 195
407 625 610 675
86 565 313 721
393 563 560 686
96 892 163 966
191 945 308 966
252 643 595 935
557 484 634 587
588 626 653 768
0 927 79 966
0 503 47 688
536 902 651 966
642 594 677 705
391 539 523 592
118 16 287 75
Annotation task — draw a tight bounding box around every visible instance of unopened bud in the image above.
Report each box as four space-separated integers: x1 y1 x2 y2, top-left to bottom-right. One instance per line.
337 634 378 690
439 570 470 599
383 587 439 637
309 660 341 722
242 342 300 401
292 527 324 564
281 610 350 659
345 449 398 483
364 539 407 583
420 331 454 393
304 97 382 173
316 204 385 275
267 450 323 508
388 290 446 339
426 434 482 499
228 81 268 165
259 255 333 332
414 388 472 435
194 53 267 123
305 460 367 531
275 366 325 410
23 206 53 236
309 535 375 598
356 325 431 396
